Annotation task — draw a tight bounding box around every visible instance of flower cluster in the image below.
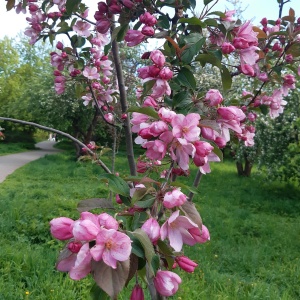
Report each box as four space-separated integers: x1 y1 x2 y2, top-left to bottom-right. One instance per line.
137 50 173 100
211 17 260 77
132 108 220 173
51 177 210 297
50 32 117 125
125 12 157 46
50 212 131 279
95 0 143 35
132 90 255 172
23 2 46 44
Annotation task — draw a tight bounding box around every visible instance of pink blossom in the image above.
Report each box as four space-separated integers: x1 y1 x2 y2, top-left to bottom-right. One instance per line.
96 18 111 34
27 10 46 25
159 67 173 80
91 32 110 47
240 64 255 77
215 136 227 148
104 113 114 123
260 17 268 26
108 2 122 14
97 87 117 104
266 24 280 35
50 52 65 71
201 125 226 148
218 106 246 127
141 218 160 244
143 140 167 161
123 0 134 9
90 228 131 269
283 74 296 93
240 46 259 66
272 42 282 52
53 69 62 76
175 256 198 273
201 126 216 141
82 93 92 106
87 141 96 150
83 66 100 80
50 217 74 240
54 75 65 84
150 50 165 67
193 141 214 167
258 72 268 82
98 213 119 230
137 159 149 173
141 25 155 36
285 54 293 63
97 1 108 13
56 41 63 50
136 86 143 99
247 125 256 133
102 76 110 84
158 107 176 123
205 89 223 106
72 212 101 241
91 81 102 90
172 113 200 142
130 284 144 300
154 270 182 297
149 121 169 137
131 112 149 133
73 20 91 37
138 66 160 79
160 210 199 251
199 152 220 174
125 30 145 47
268 89 287 118
189 224 210 243
67 241 83 253
80 8 89 18
139 12 157 26
57 242 92 280
139 127 153 139
54 81 65 94
134 133 149 147
163 189 187 209
170 138 195 170
237 126 255 146
28 4 38 13
233 37 249 49
137 66 150 79
53 0 66 10
24 27 39 44
221 42 235 54
235 21 258 46
99 60 113 77
151 79 171 98
221 10 236 22
247 112 256 122
15 2 26 14
143 96 158 108
209 31 225 46
69 68 81 77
